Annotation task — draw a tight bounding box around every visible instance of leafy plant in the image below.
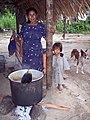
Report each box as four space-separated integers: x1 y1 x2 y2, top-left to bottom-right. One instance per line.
56 19 90 34
56 20 63 33
86 16 90 24
0 9 16 29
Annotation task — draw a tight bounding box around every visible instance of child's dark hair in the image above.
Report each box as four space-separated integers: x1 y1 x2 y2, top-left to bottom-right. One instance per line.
26 7 38 16
53 42 62 52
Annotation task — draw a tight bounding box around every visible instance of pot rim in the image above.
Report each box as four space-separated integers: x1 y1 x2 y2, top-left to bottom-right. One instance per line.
8 69 44 83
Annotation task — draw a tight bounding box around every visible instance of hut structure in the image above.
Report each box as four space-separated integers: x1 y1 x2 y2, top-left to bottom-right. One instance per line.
0 0 90 88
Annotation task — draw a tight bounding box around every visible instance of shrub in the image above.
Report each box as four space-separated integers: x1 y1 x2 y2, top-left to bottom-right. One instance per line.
56 19 90 34
0 9 16 30
56 20 63 33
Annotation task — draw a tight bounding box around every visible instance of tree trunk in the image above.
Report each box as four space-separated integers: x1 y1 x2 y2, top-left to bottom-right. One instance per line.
46 0 53 89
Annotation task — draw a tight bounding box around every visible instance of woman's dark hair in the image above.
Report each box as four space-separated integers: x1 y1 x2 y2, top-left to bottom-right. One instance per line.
26 7 38 16
53 42 62 52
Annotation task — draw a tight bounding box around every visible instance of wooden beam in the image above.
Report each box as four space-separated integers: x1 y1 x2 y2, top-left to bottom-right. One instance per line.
46 0 53 89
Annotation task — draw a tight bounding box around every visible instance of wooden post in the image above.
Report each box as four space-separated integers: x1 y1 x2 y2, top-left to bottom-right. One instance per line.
62 16 66 39
46 0 53 89
15 7 19 34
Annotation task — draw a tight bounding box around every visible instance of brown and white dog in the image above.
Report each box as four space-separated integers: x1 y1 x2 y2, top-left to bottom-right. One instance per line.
71 49 89 74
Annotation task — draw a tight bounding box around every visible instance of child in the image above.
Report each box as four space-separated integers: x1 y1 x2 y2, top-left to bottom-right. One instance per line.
52 42 70 91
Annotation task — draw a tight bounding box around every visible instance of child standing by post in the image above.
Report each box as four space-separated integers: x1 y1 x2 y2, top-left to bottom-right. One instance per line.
52 42 70 91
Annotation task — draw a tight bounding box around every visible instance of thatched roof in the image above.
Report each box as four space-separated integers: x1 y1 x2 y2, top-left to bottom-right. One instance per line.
0 0 90 22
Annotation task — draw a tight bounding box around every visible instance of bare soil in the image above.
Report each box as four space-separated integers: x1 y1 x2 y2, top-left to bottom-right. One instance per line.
0 32 90 120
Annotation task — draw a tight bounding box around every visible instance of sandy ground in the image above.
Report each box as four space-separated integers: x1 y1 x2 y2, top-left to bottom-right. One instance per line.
0 32 90 120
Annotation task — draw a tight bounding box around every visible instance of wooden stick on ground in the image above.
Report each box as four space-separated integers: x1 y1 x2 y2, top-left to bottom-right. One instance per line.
38 103 71 110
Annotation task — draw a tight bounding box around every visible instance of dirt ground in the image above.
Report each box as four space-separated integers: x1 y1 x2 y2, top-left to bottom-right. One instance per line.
0 32 90 120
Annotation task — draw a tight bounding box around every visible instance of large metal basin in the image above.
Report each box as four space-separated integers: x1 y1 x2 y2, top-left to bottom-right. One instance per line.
8 69 44 106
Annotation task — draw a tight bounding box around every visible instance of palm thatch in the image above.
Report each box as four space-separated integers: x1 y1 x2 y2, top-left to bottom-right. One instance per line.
0 0 90 22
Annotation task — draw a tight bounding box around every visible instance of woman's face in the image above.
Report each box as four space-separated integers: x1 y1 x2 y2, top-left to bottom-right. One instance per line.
54 47 60 55
28 10 37 24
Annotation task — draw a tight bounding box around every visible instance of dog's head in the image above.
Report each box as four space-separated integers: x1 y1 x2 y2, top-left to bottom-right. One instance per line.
81 49 89 59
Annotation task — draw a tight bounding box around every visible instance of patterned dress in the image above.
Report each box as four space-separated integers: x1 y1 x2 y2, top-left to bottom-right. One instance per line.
52 53 70 85
20 22 46 71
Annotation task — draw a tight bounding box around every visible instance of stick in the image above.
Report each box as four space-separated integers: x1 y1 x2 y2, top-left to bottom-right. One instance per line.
38 103 71 110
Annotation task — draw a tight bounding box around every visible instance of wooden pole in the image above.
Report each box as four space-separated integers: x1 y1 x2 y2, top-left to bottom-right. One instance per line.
15 7 19 34
46 0 53 89
62 16 66 39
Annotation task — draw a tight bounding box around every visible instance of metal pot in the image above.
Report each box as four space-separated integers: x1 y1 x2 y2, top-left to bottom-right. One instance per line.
8 69 44 106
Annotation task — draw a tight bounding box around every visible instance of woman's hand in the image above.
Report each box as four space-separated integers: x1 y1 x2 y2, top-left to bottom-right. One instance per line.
47 27 55 35
50 27 55 34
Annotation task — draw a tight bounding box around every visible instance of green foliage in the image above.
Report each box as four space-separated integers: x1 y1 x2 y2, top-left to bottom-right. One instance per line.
66 21 86 33
0 8 90 34
0 9 16 29
56 19 90 34
56 20 63 33
86 16 90 24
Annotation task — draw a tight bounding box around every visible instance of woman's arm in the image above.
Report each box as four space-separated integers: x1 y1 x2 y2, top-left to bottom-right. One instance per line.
19 38 23 57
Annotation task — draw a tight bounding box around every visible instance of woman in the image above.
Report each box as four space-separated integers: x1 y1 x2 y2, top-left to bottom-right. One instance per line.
20 7 54 72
